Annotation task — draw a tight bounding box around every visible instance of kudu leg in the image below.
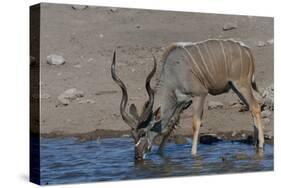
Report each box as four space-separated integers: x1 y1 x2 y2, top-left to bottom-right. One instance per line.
158 128 173 153
191 95 206 155
231 82 264 150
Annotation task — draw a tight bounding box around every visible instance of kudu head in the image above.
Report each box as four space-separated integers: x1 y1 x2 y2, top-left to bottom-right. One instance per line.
111 51 161 161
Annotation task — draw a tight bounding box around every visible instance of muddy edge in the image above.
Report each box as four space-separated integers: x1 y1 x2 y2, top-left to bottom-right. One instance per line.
41 129 273 145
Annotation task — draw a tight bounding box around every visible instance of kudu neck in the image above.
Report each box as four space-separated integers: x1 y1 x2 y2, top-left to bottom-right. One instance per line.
160 90 179 133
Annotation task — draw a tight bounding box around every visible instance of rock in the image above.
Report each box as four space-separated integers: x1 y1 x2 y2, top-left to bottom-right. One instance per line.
267 39 274 45
222 22 237 31
208 101 224 110
199 134 221 144
121 134 130 138
47 54 65 65
263 118 271 125
174 135 187 145
136 24 141 29
262 84 274 110
238 105 249 112
231 131 237 137
87 58 94 62
57 88 84 106
99 34 104 38
109 7 118 12
257 41 267 47
116 62 128 67
73 64 82 68
71 5 88 10
57 96 70 106
241 133 246 138
41 93 50 99
264 131 273 140
261 110 272 118
229 100 239 106
78 99 95 104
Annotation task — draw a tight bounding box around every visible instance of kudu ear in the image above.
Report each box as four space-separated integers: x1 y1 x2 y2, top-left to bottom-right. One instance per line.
129 104 139 121
154 106 161 120
150 120 162 133
139 101 151 121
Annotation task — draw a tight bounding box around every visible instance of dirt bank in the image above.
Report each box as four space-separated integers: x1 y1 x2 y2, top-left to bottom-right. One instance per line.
38 3 273 141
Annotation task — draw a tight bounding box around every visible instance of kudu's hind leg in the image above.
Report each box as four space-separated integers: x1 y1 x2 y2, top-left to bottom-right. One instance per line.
231 82 264 150
191 95 207 155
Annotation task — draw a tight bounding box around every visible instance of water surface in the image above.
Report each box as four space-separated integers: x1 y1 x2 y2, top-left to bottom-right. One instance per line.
40 138 273 185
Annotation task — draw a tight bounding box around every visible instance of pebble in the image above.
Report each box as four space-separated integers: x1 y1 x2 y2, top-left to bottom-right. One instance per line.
121 134 130 138
208 101 224 110
257 41 267 47
238 105 249 112
87 58 94 62
263 118 271 125
267 39 274 45
116 63 127 67
264 131 273 139
262 84 274 110
136 24 141 29
41 93 50 99
261 110 272 118
222 22 237 31
78 99 95 104
73 64 82 68
57 88 84 106
71 5 88 10
109 7 118 12
199 134 221 144
47 54 65 65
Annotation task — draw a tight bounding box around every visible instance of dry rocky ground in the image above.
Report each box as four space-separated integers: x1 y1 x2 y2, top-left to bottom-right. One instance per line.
35 3 274 144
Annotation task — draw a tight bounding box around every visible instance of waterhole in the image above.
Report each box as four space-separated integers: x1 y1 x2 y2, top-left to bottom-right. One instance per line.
40 138 273 185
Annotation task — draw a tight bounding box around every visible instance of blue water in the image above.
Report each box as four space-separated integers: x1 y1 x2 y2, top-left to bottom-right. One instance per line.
40 138 273 185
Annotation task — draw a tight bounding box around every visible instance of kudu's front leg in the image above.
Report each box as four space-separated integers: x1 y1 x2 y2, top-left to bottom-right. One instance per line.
191 95 206 155
158 128 173 153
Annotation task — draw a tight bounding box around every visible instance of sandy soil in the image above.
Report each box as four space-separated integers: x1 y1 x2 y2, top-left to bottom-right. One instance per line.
37 3 273 140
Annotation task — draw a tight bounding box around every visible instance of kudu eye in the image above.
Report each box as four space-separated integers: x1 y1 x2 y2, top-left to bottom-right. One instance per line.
139 131 146 138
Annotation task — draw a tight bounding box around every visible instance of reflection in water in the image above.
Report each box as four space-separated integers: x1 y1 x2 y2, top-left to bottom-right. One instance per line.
40 138 273 185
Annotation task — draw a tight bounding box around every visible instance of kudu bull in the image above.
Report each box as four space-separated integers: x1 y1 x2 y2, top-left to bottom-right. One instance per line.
111 39 264 161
